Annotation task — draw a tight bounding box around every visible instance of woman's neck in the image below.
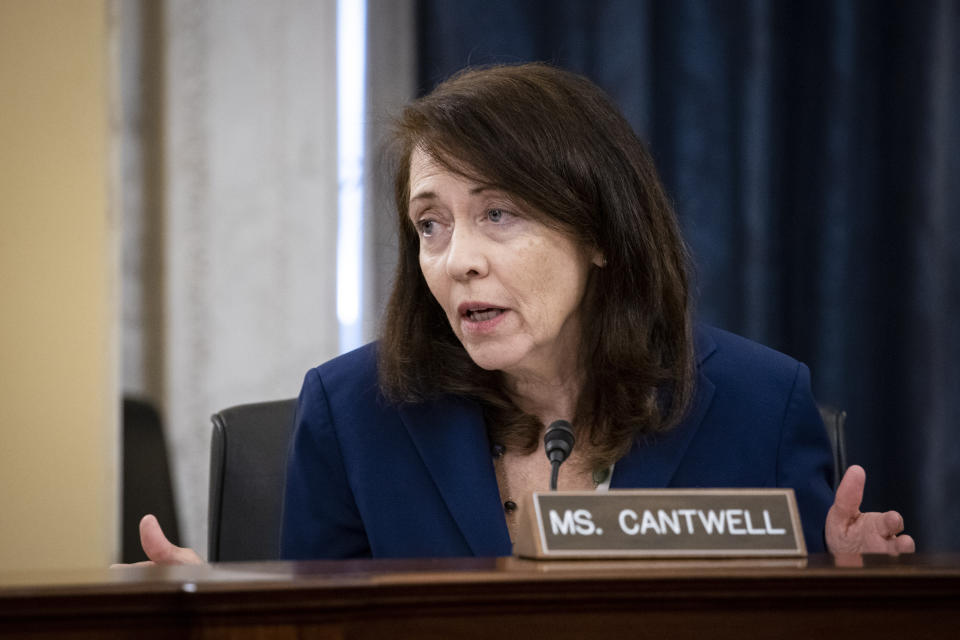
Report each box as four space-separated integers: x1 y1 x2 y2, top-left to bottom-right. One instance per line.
504 366 582 429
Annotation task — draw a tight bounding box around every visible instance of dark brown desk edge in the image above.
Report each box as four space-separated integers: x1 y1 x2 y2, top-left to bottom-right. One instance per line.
2 554 959 638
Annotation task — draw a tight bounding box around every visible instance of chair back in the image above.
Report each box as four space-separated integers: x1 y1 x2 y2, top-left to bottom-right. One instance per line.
206 398 848 561
122 397 181 563
207 398 297 562
817 404 849 490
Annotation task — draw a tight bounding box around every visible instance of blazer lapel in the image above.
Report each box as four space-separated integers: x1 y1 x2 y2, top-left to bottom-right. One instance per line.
611 326 718 489
398 395 510 556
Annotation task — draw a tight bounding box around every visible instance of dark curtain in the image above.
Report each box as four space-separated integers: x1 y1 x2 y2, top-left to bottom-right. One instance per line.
416 0 960 551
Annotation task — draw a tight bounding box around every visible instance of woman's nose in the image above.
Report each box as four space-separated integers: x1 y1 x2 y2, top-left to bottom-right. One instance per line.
444 225 488 280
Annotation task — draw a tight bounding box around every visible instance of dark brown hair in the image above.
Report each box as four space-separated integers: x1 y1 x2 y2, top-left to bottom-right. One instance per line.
379 63 693 469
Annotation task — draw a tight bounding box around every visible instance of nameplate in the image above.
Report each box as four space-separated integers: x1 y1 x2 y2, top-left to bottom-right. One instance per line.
513 489 806 559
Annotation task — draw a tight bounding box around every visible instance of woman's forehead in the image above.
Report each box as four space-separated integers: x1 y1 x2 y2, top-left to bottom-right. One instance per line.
408 147 496 199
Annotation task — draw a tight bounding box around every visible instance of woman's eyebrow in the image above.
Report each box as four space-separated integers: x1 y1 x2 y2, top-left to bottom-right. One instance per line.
408 185 501 207
408 190 437 206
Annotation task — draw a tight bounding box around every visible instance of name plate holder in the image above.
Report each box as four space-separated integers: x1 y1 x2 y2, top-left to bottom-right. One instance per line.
514 489 806 559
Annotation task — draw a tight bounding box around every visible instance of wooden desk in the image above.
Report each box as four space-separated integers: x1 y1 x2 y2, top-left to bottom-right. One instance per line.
2 554 959 639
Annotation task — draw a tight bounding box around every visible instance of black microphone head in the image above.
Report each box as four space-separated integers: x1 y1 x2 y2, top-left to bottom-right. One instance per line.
544 420 575 464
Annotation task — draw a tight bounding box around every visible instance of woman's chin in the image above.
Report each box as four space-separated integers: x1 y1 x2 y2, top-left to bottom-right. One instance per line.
462 342 529 373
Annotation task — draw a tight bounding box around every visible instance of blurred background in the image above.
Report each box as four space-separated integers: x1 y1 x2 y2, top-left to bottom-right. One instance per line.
1 0 956 571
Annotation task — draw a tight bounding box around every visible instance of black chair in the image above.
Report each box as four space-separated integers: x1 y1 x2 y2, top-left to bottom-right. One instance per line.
122 397 181 563
206 398 849 562
818 404 849 490
207 398 297 562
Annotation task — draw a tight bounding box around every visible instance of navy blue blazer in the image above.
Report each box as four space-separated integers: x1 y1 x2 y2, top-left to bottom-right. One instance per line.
281 325 835 559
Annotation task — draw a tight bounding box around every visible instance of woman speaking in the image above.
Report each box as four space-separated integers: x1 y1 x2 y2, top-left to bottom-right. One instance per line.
136 63 913 564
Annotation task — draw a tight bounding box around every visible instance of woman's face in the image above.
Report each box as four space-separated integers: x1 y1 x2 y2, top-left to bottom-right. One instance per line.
407 148 599 381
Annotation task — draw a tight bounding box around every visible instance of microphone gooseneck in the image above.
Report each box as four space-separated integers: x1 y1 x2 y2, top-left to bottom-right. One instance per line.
544 420 575 491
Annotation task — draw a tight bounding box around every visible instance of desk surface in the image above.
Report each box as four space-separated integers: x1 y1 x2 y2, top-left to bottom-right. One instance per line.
2 553 959 639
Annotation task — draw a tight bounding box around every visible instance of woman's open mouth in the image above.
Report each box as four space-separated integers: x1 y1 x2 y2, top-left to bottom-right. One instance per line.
465 308 505 322
458 303 509 333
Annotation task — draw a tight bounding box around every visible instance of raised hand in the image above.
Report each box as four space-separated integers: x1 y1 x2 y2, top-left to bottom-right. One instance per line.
112 514 203 567
825 465 915 554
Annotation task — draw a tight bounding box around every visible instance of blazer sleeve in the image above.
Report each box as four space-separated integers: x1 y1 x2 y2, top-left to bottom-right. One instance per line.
777 362 835 552
280 368 371 559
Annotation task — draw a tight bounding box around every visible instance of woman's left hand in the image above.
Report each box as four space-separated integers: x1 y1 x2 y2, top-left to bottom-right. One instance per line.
825 465 915 554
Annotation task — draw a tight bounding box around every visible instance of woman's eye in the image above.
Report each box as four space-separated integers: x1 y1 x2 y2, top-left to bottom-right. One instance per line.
416 219 436 236
487 208 506 223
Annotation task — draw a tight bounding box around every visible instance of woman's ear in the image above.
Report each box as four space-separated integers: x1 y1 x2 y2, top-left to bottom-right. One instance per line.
591 250 606 268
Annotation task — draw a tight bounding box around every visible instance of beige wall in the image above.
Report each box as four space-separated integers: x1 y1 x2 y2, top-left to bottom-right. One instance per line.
0 0 117 570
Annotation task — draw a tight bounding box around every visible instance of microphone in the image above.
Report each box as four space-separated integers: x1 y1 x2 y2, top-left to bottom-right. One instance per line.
544 420 575 491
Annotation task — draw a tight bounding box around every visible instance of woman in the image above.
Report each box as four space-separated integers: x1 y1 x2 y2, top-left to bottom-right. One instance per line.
137 63 913 565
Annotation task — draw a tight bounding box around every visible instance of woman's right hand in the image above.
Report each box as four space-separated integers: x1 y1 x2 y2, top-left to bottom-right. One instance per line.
112 514 203 566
